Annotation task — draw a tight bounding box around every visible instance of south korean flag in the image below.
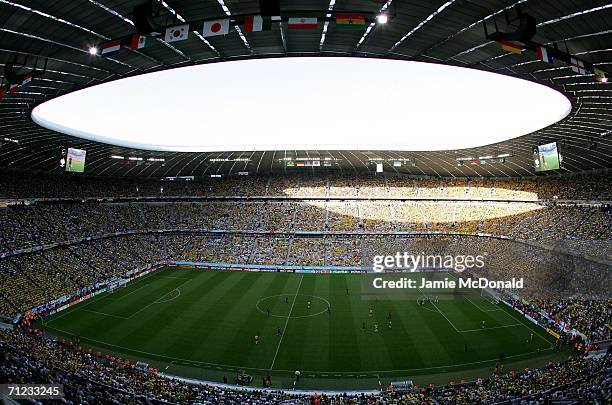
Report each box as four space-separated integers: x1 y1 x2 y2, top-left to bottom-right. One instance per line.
165 24 189 43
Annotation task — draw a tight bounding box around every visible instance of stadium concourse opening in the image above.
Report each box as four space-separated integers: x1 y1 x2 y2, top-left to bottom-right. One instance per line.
31 58 571 152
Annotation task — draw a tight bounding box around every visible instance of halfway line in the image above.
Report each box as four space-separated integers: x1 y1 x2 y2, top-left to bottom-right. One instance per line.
269 274 304 370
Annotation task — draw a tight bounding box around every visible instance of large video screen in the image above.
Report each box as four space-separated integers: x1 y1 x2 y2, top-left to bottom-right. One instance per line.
533 142 560 172
65 147 86 173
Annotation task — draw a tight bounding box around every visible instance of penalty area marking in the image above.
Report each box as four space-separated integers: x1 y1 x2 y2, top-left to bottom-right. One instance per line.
81 308 129 320
465 296 504 312
460 323 523 333
418 288 524 334
127 278 192 319
256 293 331 319
155 288 181 304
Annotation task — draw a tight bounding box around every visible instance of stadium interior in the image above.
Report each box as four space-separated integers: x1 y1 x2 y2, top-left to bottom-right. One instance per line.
1 0 611 404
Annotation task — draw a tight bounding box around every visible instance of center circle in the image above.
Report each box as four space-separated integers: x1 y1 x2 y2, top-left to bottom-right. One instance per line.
256 294 331 318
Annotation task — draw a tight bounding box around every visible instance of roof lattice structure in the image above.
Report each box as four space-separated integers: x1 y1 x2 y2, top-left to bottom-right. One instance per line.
0 0 611 178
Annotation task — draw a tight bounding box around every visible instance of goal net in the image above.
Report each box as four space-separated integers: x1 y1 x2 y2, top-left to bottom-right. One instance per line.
481 286 503 304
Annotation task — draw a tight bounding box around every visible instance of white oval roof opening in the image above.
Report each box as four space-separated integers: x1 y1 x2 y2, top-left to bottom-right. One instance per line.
32 57 571 152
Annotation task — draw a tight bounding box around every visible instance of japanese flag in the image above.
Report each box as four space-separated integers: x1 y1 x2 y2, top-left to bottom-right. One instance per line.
202 19 230 37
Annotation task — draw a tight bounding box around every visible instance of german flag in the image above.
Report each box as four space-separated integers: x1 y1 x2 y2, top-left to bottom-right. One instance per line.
500 40 524 54
336 14 366 28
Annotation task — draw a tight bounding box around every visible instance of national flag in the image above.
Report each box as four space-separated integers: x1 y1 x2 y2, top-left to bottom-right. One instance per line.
336 14 366 28
202 19 230 37
594 67 608 83
164 24 189 42
287 17 318 29
21 74 33 86
570 57 587 74
500 40 523 54
243 15 271 32
9 83 18 93
296 161 305 166
100 39 122 57
126 34 150 50
536 46 553 63
0 88 4 99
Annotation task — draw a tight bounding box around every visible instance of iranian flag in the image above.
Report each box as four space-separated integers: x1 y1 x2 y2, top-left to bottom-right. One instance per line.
287 17 318 29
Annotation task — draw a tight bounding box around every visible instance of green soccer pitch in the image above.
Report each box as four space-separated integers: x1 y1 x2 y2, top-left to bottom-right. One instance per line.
40 267 562 390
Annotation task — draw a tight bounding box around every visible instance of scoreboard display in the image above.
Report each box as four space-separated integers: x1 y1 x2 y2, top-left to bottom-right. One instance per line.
59 147 87 173
533 142 560 172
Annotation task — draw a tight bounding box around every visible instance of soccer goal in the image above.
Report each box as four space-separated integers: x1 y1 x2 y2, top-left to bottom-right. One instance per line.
481 286 503 305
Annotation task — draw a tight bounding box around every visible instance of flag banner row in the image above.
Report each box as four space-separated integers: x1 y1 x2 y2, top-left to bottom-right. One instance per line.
97 13 371 55
496 40 607 82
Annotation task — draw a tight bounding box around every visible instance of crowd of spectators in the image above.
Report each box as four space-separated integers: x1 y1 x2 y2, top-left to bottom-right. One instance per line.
0 172 610 402
432 354 611 404
1 200 609 255
1 232 609 342
0 234 191 317
528 300 611 342
1 328 610 404
1 171 610 200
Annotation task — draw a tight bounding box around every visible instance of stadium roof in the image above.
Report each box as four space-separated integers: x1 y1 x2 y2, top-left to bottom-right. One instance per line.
0 0 611 178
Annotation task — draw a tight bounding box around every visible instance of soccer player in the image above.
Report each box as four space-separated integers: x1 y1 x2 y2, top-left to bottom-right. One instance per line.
346 288 349 295
254 335 260 345
374 323 379 333
327 305 330 314
530 332 534 343
362 322 366 332
277 327 282 336
285 297 289 304
307 301 311 309
369 308 373 317
388 320 392 329
481 320 486 329
387 311 392 320
267 308 270 317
